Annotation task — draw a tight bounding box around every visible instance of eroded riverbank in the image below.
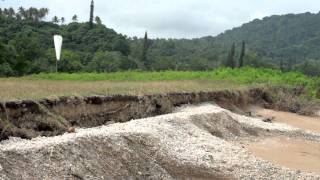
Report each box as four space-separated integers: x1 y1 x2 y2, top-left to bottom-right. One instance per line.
0 104 319 179
0 86 317 141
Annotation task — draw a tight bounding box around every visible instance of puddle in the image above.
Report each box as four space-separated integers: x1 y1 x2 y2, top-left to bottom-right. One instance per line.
255 108 320 133
247 137 320 173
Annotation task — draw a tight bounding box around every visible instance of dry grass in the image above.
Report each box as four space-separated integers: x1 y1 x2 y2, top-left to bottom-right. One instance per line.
0 79 248 101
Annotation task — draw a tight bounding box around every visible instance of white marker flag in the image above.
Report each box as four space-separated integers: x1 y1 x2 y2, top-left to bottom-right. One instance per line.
54 35 63 61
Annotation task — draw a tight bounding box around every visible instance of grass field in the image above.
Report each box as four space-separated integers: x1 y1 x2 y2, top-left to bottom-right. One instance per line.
0 67 318 101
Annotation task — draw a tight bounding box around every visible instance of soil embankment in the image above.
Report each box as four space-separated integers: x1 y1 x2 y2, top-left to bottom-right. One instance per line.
0 104 319 179
0 88 274 140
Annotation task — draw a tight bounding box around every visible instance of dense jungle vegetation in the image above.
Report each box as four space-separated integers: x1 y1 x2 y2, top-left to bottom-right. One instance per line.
1 6 320 76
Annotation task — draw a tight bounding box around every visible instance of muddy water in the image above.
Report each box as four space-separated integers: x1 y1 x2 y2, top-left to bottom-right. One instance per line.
255 108 320 133
247 137 320 173
247 108 320 173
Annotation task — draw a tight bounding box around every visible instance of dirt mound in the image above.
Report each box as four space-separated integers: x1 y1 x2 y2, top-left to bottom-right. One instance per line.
0 104 319 179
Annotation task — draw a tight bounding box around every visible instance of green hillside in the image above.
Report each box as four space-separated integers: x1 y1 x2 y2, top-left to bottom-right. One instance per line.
1 7 320 76
140 12 320 75
215 12 320 63
0 7 132 76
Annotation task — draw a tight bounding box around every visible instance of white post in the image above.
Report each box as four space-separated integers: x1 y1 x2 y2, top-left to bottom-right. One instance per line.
53 35 63 73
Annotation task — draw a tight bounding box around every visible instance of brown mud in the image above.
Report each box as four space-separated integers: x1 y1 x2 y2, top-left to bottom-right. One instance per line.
246 107 320 173
255 108 320 133
247 137 320 173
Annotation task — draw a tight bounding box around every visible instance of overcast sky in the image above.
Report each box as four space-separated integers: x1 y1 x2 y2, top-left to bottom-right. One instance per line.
1 0 320 38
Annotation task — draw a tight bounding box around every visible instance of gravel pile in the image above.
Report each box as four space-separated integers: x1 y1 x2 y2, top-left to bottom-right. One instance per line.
0 104 319 179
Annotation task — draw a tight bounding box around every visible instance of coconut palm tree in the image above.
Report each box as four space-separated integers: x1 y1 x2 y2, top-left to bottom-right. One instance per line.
72 15 78 22
3 8 9 17
18 7 26 19
8 8 15 18
52 16 59 24
38 8 49 21
60 17 65 24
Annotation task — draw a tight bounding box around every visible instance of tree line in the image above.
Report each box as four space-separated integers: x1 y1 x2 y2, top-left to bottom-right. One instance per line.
1 4 320 76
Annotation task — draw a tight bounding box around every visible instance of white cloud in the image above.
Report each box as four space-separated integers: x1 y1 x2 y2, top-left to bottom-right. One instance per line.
1 0 320 38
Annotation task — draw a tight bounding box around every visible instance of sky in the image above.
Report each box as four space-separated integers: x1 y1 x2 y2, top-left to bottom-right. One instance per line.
1 0 320 39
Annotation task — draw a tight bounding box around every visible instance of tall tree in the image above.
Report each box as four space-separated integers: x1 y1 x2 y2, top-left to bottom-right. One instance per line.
72 14 78 22
18 7 25 19
60 17 65 24
226 43 236 68
95 16 102 25
3 8 8 17
142 31 150 69
89 0 94 28
8 8 15 18
38 8 49 21
52 16 59 24
239 41 246 67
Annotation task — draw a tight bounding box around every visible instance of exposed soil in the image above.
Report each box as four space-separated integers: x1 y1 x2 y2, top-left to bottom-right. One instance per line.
0 104 319 179
0 87 274 140
247 137 320 173
0 86 320 178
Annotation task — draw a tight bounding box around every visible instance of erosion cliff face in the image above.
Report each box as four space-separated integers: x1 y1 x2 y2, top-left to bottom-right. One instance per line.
0 88 273 140
0 104 319 179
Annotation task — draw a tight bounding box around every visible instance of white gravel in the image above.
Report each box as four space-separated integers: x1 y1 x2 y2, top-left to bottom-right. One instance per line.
0 104 319 179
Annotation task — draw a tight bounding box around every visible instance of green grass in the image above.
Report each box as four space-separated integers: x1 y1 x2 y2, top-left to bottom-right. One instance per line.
27 67 315 83
1 67 317 100
27 67 319 95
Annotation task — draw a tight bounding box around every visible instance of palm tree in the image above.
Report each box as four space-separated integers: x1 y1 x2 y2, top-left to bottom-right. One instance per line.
16 14 22 21
3 8 9 17
52 16 59 24
38 8 49 21
31 7 39 22
18 7 26 19
72 15 78 22
26 7 37 21
60 17 65 24
8 8 15 18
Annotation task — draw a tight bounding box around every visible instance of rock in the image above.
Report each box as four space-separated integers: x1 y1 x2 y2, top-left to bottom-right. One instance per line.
67 127 75 133
262 117 275 123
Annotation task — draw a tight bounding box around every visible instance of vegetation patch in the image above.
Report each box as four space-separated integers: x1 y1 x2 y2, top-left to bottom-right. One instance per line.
27 68 320 98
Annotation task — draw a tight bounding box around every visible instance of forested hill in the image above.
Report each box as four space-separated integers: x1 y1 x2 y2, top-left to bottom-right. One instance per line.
141 12 320 75
1 7 320 76
0 8 132 76
214 12 320 64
